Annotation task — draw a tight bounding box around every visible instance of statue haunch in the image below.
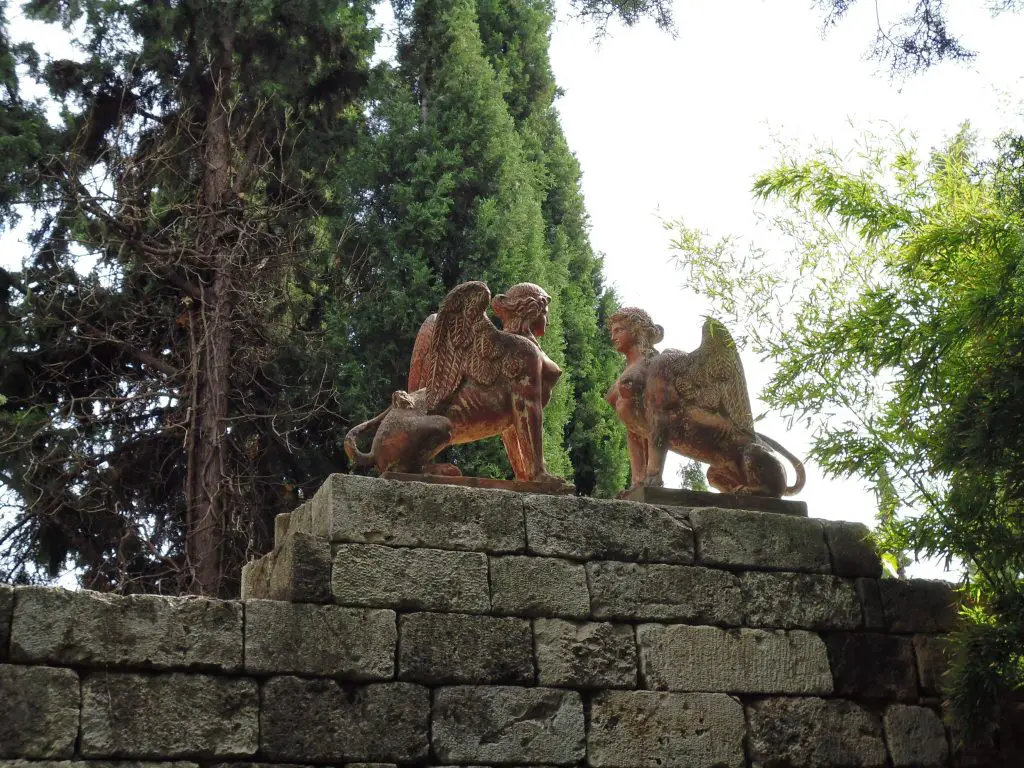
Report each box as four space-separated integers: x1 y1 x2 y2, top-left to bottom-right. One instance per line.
344 281 566 486
606 309 805 498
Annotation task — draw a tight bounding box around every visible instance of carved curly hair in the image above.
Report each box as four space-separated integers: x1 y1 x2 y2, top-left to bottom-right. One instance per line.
491 283 551 336
608 307 664 356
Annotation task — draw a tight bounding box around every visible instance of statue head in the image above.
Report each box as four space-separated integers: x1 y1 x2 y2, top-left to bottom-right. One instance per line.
492 283 551 339
607 307 663 357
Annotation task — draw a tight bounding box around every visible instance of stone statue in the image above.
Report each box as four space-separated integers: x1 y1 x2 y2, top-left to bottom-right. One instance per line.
344 281 568 487
605 307 805 497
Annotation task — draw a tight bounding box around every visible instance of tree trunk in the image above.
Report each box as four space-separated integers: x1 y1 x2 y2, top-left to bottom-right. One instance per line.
185 7 236 596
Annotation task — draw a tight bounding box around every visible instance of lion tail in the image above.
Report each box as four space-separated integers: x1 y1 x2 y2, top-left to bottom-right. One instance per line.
755 432 806 496
344 408 390 468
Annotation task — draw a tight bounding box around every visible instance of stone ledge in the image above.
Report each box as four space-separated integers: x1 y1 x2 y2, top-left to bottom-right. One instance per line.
244 601 395 679
586 561 741 624
314 474 526 553
822 520 882 578
331 543 489 613
588 690 745 768
691 508 831 573
638 624 833 695
523 495 694 564
11 588 242 672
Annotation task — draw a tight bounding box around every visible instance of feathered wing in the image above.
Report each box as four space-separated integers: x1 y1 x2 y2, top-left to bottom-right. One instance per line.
425 281 494 410
678 318 756 434
408 313 436 391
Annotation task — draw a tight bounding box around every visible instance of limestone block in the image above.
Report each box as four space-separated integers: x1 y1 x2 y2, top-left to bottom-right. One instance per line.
261 677 429 762
244 601 395 679
878 578 957 633
265 531 332 603
273 512 292 548
0 763 200 768
588 690 745 768
534 619 636 688
826 632 917 700
855 577 886 630
432 686 584 765
331 544 488 612
289 499 327 538
822 520 882 577
0 665 79 758
740 572 862 630
524 495 694 564
883 704 949 767
239 554 272 601
586 561 741 624
747 697 886 768
11 587 242 672
398 613 533 684
315 473 525 553
690 508 830 573
489 556 589 618
638 624 832 695
0 583 12 660
913 634 950 695
80 672 258 758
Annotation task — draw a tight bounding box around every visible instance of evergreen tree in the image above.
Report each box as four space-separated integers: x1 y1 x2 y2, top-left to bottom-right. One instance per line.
0 0 376 594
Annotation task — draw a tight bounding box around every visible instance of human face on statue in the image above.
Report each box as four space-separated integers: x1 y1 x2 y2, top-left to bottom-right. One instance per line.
610 321 634 354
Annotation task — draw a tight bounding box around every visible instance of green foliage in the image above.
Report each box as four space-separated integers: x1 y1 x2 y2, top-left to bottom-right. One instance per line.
678 459 708 492
668 125 1024 732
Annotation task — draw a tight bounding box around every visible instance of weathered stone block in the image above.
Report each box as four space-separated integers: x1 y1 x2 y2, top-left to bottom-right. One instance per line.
432 686 584 765
0 583 12 661
315 473 525 553
260 678 428 762
588 690 745 768
826 632 917 700
856 577 886 630
879 578 957 633
81 672 258 758
740 572 862 630
638 624 832 695
273 512 292 547
262 680 428 762
11 587 242 672
289 499 327 538
244 601 395 679
823 520 882 577
523 495 694 564
747 697 886 768
489 556 589 618
398 613 532 684
534 619 636 688
0 665 79 758
240 554 272 601
266 531 332 603
0 763 200 768
691 507 830 573
913 634 950 695
883 704 948 767
587 561 741 624
332 544 488 612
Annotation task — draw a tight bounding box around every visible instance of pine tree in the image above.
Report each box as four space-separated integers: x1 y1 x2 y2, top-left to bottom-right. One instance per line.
0 0 376 594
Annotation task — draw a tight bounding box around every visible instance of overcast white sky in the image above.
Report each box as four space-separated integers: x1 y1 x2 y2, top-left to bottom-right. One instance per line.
7 1 1023 582
544 0 1024 579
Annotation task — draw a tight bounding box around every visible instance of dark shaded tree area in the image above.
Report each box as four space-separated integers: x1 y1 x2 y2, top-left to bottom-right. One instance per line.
0 0 633 595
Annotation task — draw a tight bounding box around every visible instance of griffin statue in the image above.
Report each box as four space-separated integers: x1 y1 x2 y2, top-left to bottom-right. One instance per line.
605 307 805 498
344 281 568 488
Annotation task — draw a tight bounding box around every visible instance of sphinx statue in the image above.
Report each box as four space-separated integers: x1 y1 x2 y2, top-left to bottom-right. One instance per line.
344 281 568 487
605 307 805 498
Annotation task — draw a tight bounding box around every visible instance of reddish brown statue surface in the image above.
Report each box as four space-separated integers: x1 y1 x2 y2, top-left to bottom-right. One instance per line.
606 308 805 498
345 281 568 488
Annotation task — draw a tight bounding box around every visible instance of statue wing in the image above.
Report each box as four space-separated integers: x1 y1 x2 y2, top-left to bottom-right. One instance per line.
680 318 756 434
425 281 494 410
408 313 436 391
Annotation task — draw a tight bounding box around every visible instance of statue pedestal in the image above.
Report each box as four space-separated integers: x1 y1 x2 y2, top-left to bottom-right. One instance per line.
623 485 807 517
381 471 575 496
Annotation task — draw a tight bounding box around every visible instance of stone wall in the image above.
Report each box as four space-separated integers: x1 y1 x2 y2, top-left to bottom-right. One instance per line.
0 474 1018 767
